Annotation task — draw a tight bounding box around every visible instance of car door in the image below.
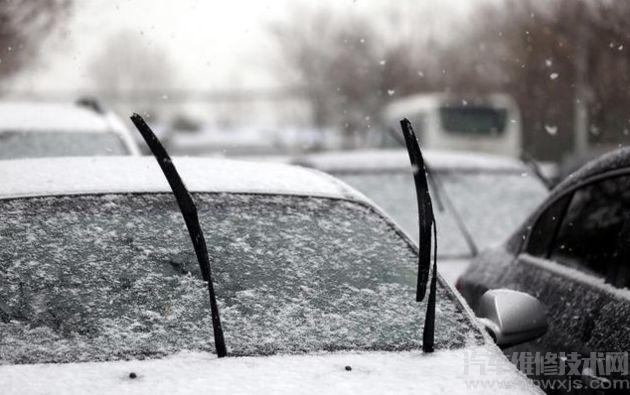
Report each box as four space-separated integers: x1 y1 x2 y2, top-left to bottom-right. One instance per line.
500 172 630 389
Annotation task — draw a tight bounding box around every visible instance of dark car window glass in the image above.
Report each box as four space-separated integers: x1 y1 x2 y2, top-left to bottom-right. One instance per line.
526 194 572 258
549 175 630 278
0 193 483 364
612 221 630 289
0 131 129 158
439 106 507 136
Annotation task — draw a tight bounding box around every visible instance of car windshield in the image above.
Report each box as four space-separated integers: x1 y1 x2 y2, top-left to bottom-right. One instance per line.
336 169 547 253
0 193 483 365
0 131 129 159
439 170 548 249
335 172 472 258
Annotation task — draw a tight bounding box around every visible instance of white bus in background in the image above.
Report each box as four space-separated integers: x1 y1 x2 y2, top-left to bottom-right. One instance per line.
384 93 522 158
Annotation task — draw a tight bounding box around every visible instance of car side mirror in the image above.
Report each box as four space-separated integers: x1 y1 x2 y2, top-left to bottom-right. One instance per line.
477 289 548 348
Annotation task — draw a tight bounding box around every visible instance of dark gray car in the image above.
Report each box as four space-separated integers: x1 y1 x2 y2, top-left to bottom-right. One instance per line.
458 147 630 392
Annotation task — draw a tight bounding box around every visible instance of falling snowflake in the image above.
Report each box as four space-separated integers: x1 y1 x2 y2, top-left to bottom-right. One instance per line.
549 73 559 80
387 89 395 96
545 124 558 135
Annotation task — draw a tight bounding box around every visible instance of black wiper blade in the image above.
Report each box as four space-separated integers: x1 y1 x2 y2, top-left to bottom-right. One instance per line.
401 119 433 302
130 113 227 358
400 118 438 353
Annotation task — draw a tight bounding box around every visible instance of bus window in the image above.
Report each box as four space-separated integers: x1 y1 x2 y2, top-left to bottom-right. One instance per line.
439 106 507 136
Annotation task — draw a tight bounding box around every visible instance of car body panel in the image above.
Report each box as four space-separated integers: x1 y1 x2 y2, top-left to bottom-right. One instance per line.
0 347 541 395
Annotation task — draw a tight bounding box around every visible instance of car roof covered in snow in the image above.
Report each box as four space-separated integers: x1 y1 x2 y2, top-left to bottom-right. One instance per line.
0 156 370 202
293 149 528 173
0 102 112 133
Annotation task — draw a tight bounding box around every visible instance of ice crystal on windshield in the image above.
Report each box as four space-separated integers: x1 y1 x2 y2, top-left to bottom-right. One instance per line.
0 193 482 364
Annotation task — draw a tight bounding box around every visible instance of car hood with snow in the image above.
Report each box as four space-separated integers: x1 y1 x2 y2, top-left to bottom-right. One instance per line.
0 156 542 394
0 347 540 394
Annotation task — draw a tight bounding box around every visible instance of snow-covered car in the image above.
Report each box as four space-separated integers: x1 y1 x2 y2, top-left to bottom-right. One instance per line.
292 149 549 284
0 100 140 158
457 147 630 388
0 156 544 394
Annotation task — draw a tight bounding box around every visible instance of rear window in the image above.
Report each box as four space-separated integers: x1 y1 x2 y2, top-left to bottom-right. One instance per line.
0 193 482 364
0 131 129 158
439 106 507 136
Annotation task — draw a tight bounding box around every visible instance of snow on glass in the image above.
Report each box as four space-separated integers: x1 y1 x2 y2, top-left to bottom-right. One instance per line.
0 193 483 364
338 173 471 257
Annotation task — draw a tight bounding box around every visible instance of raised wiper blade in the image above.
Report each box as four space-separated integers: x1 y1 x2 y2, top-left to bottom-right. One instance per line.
400 118 438 353
384 123 446 212
401 119 433 302
130 113 227 358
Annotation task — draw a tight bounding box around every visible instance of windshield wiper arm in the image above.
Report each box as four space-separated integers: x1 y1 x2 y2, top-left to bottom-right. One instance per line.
520 150 553 190
130 113 227 358
400 118 438 353
425 168 478 257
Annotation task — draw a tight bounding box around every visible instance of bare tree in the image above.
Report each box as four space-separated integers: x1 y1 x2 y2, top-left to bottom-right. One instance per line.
272 0 630 156
88 29 177 94
440 0 630 160
270 5 437 147
88 29 179 122
0 0 72 86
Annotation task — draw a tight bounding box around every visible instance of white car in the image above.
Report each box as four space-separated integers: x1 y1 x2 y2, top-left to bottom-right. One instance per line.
0 157 542 394
293 149 549 284
0 100 140 158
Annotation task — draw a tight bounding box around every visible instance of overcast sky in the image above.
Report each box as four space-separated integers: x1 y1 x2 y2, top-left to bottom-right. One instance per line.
12 0 474 93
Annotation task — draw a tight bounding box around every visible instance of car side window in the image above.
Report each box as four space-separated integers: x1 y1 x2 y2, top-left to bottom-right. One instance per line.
549 175 630 281
526 194 572 258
